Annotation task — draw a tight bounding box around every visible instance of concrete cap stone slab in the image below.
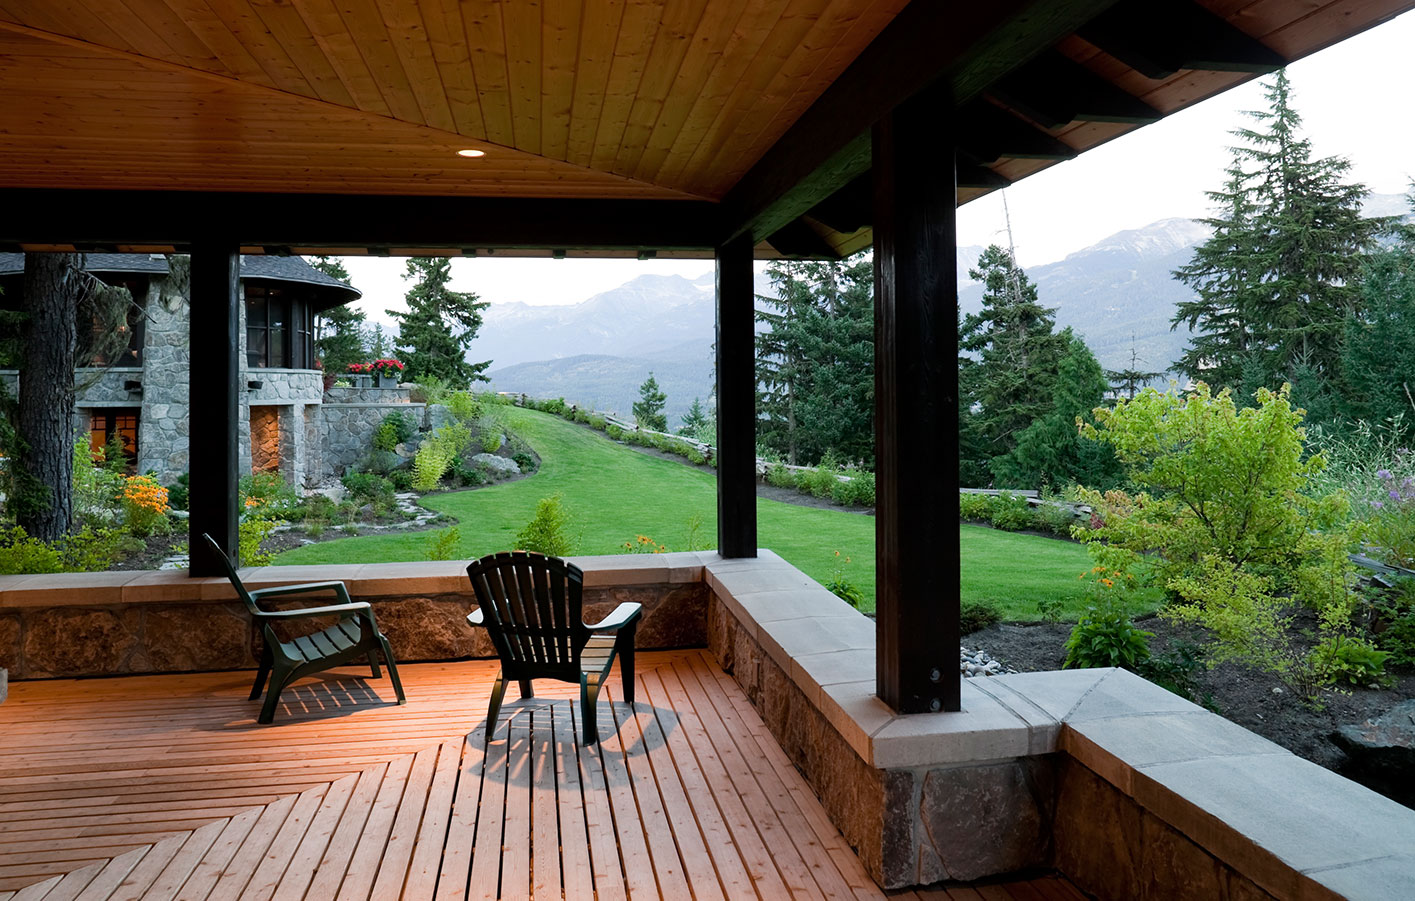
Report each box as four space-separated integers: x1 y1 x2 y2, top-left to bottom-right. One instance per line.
985 669 1109 722
734 587 855 625
1306 853 1415 901
1065 667 1205 722
791 646 876 705
1132 752 1415 894
122 571 227 604
871 680 1032 768
818 679 891 763
758 613 874 673
969 677 1062 756
708 566 825 599
0 571 142 607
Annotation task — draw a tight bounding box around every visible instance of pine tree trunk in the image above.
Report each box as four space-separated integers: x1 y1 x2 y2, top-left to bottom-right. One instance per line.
17 253 81 541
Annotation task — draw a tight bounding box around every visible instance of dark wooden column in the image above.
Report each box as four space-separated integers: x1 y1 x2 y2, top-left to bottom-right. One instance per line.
188 243 241 576
715 236 757 558
873 87 960 714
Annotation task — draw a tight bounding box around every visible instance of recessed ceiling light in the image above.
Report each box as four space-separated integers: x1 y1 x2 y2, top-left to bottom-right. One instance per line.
457 149 486 158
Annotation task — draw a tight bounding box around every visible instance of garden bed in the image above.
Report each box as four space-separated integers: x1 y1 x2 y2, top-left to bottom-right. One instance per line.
965 617 1415 809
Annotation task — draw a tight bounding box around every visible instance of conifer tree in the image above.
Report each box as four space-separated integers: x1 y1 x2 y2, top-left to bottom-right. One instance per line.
1106 339 1164 401
633 373 668 431
1342 225 1415 438
1174 70 1386 389
755 258 874 466
308 256 366 375
388 257 490 388
677 397 711 439
959 245 1066 460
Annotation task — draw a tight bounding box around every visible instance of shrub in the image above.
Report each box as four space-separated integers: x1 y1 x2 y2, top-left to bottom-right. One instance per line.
1138 641 1208 702
1372 579 1415 667
587 415 606 431
72 437 124 526
606 425 625 441
514 495 576 556
448 456 486 487
413 442 454 492
425 527 462 561
1314 635 1392 687
960 600 1002 634
833 471 875 507
120 474 171 536
1032 501 1076 536
1064 600 1153 670
512 451 536 472
387 469 414 492
959 493 993 521
240 472 298 514
341 471 396 510
446 391 482 423
766 463 795 489
685 447 707 466
1035 597 1064 623
800 465 839 499
988 492 1033 531
372 411 415 452
57 526 125 571
239 516 281 567
0 525 63 574
166 473 189 511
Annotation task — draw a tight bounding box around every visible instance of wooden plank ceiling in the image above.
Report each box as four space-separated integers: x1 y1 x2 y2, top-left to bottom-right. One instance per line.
0 0 1411 257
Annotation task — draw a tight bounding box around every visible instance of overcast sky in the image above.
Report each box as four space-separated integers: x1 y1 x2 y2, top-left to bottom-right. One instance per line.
340 8 1414 324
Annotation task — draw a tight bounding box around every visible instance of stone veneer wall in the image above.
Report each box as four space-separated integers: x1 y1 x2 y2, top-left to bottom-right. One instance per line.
0 558 707 680
139 276 191 484
318 400 426 482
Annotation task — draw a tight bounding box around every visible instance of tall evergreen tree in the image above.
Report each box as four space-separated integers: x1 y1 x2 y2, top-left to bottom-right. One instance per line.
992 329 1119 490
388 258 490 388
755 258 874 467
1342 231 1415 438
633 372 668 431
1173 70 1386 389
959 245 1066 460
1106 339 1164 401
307 256 367 374
677 397 711 439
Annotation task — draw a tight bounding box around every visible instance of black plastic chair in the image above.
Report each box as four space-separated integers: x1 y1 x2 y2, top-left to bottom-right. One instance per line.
465 551 641 745
202 533 406 723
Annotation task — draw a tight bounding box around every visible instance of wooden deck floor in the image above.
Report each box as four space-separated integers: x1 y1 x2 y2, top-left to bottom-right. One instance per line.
0 651 1085 901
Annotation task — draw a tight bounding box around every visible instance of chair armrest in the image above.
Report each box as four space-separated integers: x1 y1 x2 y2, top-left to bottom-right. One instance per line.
467 608 486 627
249 581 352 603
585 602 642 632
257 601 373 620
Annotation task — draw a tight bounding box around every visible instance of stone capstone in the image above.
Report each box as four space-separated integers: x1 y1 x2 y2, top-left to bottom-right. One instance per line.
22 608 140 678
472 453 520 474
1333 699 1415 808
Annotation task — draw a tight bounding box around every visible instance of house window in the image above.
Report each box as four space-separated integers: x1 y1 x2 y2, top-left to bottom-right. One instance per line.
89 408 139 472
246 282 313 369
88 275 147 367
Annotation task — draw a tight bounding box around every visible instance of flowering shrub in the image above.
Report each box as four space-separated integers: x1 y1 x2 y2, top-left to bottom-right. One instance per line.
622 534 668 554
120 474 170 536
1364 464 1415 567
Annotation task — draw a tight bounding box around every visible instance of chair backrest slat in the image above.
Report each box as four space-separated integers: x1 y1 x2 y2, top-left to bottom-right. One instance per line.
201 533 263 617
466 551 585 670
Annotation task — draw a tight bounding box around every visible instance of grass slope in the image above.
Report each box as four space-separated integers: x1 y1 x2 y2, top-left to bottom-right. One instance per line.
275 406 1160 621
959 525 1163 620
275 406 878 607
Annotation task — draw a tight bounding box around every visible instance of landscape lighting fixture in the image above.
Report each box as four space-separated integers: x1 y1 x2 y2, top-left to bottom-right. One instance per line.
457 149 486 158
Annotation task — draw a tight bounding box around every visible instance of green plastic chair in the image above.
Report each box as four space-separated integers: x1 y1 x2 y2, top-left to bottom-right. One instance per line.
465 551 641 745
202 533 406 723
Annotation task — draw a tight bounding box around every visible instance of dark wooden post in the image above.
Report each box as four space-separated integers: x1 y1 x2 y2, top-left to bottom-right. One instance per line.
715 236 757 558
188 243 241 576
872 87 960 714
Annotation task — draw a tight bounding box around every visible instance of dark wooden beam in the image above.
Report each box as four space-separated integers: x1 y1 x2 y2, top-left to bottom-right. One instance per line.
805 174 874 236
1078 0 1283 80
957 101 1078 164
765 220 841 260
987 50 1161 128
187 242 241 577
716 236 758 559
873 86 959 715
722 0 1121 244
957 163 1012 190
0 190 724 251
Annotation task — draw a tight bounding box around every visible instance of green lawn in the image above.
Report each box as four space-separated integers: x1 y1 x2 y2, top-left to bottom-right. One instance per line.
275 406 1160 621
274 405 879 608
959 525 1163 620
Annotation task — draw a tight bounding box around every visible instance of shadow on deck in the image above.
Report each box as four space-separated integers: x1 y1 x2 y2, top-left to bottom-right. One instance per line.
0 652 1083 900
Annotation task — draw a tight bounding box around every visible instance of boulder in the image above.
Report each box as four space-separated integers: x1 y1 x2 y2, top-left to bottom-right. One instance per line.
472 453 520 475
1333 699 1415 808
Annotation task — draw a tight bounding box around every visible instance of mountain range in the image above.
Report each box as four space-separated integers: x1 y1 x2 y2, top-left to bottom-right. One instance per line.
485 193 1410 427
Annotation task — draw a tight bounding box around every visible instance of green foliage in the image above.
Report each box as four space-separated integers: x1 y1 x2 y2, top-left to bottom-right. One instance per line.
756 257 874 467
961 600 1002 633
1064 600 1153 671
239 517 281 568
0 524 124 574
832 470 875 507
410 422 471 492
1371 579 1415 667
677 397 712 441
1314 635 1391 688
341 471 396 511
512 451 536 472
446 390 482 423
632 372 668 432
824 550 863 609
372 411 415 452
959 493 992 521
389 258 491 388
71 437 124 527
103 429 130 474
799 464 839 499
987 492 1033 531
1173 71 1387 390
425 527 462 561
119 474 170 536
991 328 1121 490
309 257 367 376
514 495 576 557
166 473 189 511
959 245 1067 479
766 463 795 489
1035 597 1064 624
1078 384 1340 587
1138 641 1209 703
1342 244 1415 441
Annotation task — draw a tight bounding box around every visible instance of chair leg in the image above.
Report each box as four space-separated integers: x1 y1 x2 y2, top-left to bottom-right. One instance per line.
617 625 637 706
581 676 601 746
259 667 291 724
518 679 534 699
486 672 507 743
249 651 272 701
367 650 382 679
380 638 406 705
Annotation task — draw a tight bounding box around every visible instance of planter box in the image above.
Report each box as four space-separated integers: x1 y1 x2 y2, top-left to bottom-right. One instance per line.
378 374 400 388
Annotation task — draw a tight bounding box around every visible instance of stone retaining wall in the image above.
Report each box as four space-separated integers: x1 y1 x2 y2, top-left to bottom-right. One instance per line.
318 401 428 481
0 556 708 680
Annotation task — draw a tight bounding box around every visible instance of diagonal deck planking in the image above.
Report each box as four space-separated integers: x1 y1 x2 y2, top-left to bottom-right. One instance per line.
0 651 1085 900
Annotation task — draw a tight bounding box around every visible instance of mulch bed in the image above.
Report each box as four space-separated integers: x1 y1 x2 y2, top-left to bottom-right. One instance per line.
966 616 1415 807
